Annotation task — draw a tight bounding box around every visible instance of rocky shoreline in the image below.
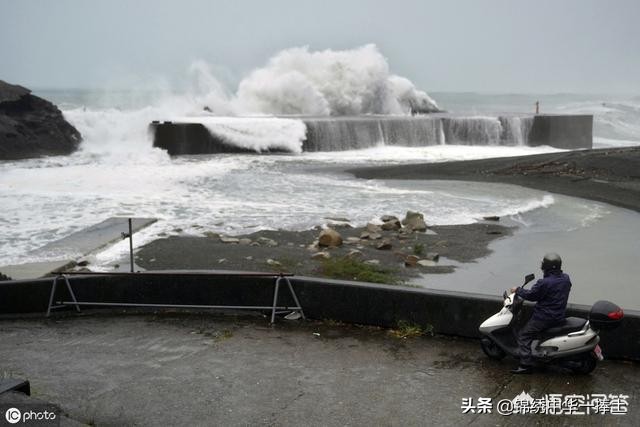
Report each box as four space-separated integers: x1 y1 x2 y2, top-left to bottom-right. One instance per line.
0 80 81 160
136 211 513 284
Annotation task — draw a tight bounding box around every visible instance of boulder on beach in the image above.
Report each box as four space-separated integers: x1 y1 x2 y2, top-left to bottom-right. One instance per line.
0 80 81 160
376 240 392 250
366 223 382 233
381 217 402 231
318 228 343 247
404 255 419 267
402 211 427 231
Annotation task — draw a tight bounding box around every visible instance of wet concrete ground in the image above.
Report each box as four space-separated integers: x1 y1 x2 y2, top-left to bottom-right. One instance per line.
0 312 638 426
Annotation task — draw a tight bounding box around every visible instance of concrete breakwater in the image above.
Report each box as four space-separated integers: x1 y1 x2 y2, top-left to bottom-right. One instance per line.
150 114 592 155
0 272 636 361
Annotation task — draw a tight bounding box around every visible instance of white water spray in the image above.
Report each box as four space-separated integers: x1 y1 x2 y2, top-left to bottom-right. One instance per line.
232 45 439 116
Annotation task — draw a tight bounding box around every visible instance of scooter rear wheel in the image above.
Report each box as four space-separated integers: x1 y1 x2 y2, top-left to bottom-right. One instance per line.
572 355 597 375
481 337 506 360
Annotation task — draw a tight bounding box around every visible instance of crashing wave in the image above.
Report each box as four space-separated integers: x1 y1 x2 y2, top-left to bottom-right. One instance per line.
191 44 439 116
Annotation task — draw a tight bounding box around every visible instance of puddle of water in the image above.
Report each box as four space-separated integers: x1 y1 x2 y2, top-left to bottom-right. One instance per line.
409 191 640 311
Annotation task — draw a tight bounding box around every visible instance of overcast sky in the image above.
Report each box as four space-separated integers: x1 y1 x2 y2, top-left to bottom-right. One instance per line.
2 0 639 94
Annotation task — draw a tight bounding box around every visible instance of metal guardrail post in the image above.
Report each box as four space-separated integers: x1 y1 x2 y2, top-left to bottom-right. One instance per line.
270 274 306 324
121 218 134 273
270 276 281 324
283 276 306 320
46 274 81 317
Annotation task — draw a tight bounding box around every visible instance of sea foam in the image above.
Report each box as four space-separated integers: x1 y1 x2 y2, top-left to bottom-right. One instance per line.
231 44 439 116
173 116 307 153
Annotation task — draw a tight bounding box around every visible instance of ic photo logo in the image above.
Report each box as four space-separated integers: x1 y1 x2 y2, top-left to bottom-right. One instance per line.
5 408 21 424
2 406 58 425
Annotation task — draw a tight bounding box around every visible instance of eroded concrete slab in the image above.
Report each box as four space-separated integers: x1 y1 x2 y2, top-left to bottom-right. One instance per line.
0 313 637 425
35 217 156 256
0 218 156 280
0 260 76 281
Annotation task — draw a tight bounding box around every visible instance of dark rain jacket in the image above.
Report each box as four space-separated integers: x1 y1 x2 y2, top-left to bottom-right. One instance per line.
515 270 572 322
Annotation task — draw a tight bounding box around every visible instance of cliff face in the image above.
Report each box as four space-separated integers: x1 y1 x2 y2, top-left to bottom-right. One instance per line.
0 80 81 160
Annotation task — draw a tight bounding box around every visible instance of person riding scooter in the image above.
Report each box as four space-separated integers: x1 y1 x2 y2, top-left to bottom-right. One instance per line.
509 253 572 374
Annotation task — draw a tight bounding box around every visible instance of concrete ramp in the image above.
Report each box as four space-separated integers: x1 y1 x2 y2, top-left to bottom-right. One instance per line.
0 217 156 280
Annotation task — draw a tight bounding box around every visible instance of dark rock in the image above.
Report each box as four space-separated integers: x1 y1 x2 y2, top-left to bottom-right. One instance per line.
376 240 393 250
381 219 401 231
0 80 81 160
425 252 440 262
404 255 419 267
483 216 500 221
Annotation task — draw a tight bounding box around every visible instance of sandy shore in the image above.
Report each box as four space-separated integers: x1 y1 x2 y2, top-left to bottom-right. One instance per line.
350 146 640 213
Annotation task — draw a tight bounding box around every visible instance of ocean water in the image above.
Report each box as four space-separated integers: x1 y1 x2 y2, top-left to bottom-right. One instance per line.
1 84 640 269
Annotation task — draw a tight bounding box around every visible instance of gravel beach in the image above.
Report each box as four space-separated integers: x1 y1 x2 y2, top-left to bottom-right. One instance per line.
350 146 640 213
136 222 512 283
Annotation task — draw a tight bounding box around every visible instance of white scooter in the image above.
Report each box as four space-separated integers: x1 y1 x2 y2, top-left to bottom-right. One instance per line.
479 274 624 374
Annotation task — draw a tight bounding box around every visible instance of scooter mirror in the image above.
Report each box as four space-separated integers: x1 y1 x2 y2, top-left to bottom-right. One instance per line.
503 290 508 299
524 273 535 284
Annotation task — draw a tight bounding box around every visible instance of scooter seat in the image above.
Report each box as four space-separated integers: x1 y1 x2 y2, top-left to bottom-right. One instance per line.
543 317 587 336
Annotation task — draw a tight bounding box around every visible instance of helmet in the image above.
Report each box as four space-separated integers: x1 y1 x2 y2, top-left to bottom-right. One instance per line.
541 253 562 272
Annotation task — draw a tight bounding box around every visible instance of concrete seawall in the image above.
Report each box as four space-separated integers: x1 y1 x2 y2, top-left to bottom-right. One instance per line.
528 114 593 148
150 114 593 155
1 272 636 361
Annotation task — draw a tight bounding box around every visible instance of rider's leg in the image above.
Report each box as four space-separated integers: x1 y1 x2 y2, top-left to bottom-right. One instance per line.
517 317 555 366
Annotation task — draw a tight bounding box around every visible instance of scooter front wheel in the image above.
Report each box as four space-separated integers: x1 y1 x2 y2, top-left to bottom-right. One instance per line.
481 337 506 360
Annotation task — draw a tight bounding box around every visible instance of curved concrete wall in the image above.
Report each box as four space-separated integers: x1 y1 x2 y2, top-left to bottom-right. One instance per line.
152 122 261 155
0 272 636 361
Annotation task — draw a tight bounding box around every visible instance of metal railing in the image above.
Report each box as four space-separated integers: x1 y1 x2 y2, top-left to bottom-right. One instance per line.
46 271 305 324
